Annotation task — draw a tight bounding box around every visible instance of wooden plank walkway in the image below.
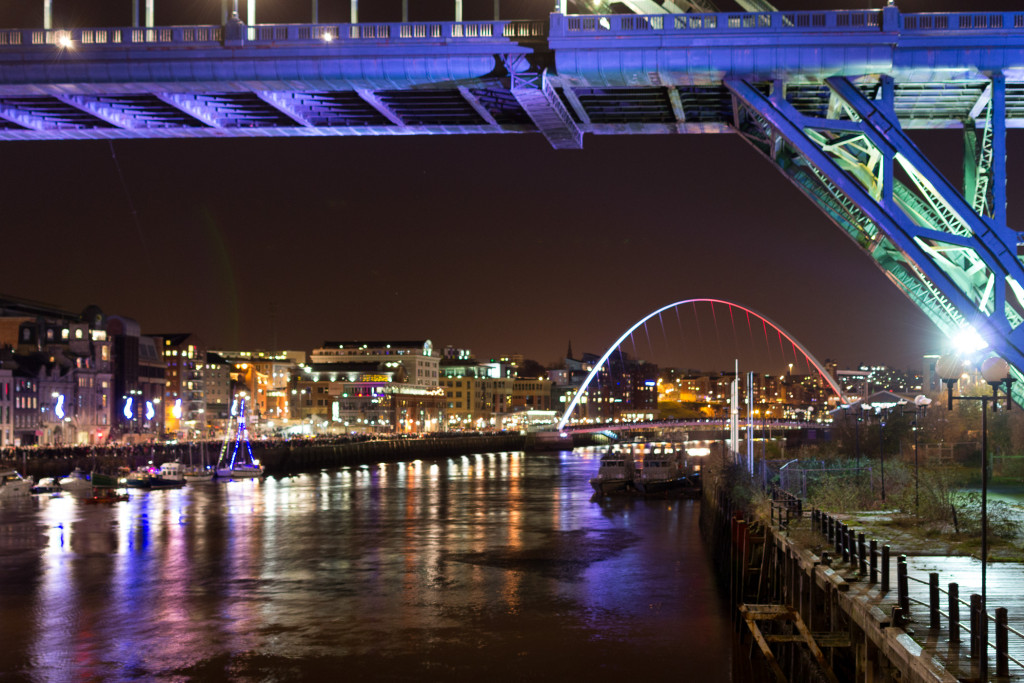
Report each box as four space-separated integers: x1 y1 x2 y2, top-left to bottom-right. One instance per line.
832 553 1024 681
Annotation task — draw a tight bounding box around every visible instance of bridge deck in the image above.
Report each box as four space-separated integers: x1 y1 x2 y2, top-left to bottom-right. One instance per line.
0 9 1022 141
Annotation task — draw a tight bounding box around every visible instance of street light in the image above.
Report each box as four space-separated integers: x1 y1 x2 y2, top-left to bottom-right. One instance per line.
912 394 932 514
937 353 1014 678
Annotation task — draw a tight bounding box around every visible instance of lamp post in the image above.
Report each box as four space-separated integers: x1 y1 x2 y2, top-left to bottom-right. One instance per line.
913 394 932 514
937 353 1014 679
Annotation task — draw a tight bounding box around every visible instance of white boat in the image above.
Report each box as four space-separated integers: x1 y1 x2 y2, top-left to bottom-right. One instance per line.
0 470 33 499
589 446 635 495
215 463 264 479
58 468 93 492
157 462 186 483
182 465 214 482
30 477 60 494
632 445 700 496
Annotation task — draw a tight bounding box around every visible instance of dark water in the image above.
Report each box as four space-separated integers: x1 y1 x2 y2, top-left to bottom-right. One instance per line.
0 449 736 682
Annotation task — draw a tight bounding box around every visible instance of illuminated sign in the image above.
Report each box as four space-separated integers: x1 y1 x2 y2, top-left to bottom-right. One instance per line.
55 394 65 420
123 397 133 420
145 401 155 421
359 374 390 383
172 398 182 419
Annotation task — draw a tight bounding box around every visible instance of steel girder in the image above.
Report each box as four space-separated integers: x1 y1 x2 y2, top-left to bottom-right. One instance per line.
724 76 1024 400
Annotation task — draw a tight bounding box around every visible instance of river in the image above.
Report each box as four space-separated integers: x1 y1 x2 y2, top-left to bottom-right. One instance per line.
0 448 741 681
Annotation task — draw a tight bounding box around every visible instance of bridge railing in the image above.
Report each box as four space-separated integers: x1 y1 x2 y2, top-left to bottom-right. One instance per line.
559 11 883 35
555 10 1024 36
0 20 546 49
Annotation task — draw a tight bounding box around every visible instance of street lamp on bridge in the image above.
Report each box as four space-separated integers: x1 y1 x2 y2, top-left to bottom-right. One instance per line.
937 353 1014 679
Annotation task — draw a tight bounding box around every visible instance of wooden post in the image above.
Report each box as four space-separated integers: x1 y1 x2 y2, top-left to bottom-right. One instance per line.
858 533 867 575
996 607 1008 677
929 572 940 629
970 593 982 660
897 555 909 615
841 524 849 563
949 582 960 643
870 539 878 584
881 545 890 593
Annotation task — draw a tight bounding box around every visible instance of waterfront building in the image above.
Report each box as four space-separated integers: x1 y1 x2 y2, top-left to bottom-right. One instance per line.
311 340 439 392
0 365 11 447
212 350 302 431
0 301 114 445
289 361 399 433
203 352 233 435
107 315 166 440
158 333 207 439
439 360 515 429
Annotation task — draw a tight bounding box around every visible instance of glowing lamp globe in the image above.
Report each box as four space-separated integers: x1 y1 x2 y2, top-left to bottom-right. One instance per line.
980 357 1010 384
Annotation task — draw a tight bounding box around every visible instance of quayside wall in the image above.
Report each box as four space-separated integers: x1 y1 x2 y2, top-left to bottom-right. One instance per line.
702 459 961 683
8 434 540 480
257 434 530 474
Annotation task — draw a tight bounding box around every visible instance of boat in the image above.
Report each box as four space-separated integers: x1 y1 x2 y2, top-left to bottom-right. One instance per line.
183 442 214 482
30 477 61 494
589 447 635 495
183 465 214 482
126 465 186 490
0 469 33 499
216 395 265 480
85 490 129 504
58 468 93 493
91 467 129 488
632 445 701 497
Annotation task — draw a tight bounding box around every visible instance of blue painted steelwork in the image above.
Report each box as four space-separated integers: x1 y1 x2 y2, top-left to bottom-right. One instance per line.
2 7 1024 391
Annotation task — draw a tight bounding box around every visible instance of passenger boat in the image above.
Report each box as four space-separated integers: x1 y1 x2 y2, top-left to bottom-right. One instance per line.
589 447 635 495
632 445 701 497
58 468 93 493
126 465 186 489
0 469 33 499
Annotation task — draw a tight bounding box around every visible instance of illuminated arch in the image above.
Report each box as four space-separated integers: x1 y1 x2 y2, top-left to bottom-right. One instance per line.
556 298 846 430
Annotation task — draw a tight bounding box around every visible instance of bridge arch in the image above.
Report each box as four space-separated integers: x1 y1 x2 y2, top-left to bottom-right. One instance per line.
556 298 845 431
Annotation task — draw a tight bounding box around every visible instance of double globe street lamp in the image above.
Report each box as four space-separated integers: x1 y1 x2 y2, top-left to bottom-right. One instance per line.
936 353 1014 677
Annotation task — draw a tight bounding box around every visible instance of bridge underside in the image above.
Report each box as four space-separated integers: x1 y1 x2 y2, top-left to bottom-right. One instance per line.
3 9 1024 391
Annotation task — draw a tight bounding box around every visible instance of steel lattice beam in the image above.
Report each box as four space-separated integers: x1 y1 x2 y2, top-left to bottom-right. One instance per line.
725 77 1024 401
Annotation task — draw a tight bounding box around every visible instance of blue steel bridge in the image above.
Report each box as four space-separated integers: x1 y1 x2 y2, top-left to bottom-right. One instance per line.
4 5 1024 400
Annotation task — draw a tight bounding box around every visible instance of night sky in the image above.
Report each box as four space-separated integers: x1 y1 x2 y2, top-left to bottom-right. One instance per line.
0 0 1020 373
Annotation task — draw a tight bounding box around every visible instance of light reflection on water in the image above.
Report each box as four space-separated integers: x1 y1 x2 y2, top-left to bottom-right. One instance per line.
0 450 735 681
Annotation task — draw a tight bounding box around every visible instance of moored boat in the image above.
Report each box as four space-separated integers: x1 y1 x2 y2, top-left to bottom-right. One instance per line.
85 490 129 504
216 395 265 480
58 468 93 493
589 448 635 495
126 465 186 490
30 477 61 495
183 465 214 482
632 446 700 496
0 469 33 499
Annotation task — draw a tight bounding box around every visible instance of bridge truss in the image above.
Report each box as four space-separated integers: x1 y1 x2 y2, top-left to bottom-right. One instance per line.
2 6 1024 389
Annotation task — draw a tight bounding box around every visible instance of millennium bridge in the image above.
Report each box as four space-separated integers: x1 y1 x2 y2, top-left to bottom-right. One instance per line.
3 3 1024 402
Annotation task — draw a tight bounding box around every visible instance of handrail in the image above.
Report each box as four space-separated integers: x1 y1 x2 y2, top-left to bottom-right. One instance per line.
0 19 547 49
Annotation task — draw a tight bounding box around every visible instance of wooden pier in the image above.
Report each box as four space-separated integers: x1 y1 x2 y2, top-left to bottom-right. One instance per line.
709 482 1024 682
